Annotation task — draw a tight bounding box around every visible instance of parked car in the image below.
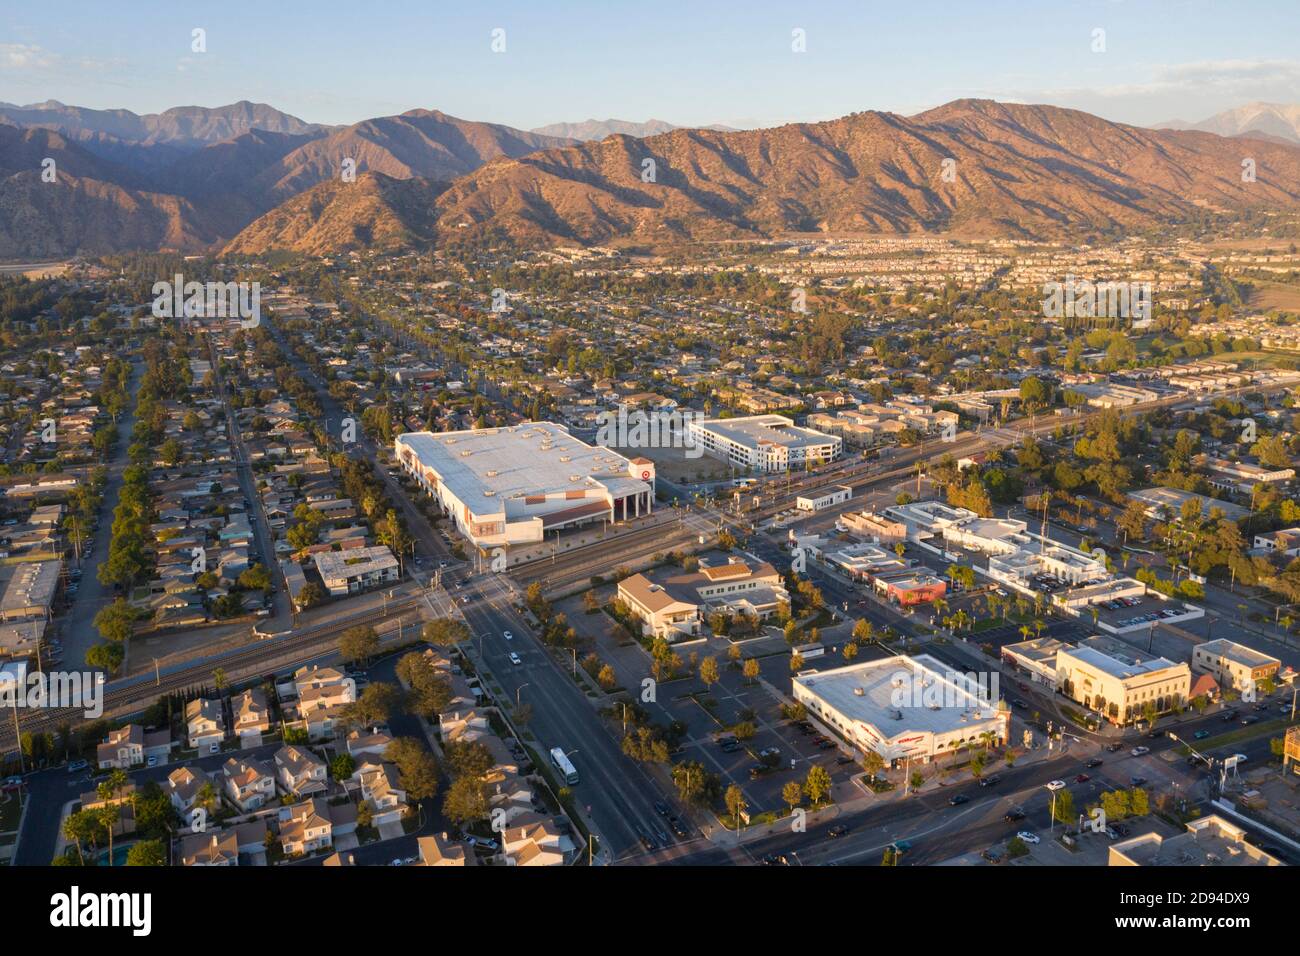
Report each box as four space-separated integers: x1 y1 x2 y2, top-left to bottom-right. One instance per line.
1194 729 1211 739
1129 776 1147 787
502 631 513 641
508 652 522 666
654 801 670 817
1016 831 1041 845
1075 773 1090 783
979 775 1000 787
1130 746 1149 757
67 759 88 773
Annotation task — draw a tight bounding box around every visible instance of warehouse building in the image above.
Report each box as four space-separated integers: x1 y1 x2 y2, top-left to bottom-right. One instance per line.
686 415 841 473
395 423 654 550
792 655 1009 766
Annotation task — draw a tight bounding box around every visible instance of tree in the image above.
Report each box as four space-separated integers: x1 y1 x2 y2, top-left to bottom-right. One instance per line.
422 618 470 647
86 642 124 675
444 739 494 779
699 656 719 690
339 625 379 666
384 737 440 801
724 784 748 828
442 775 488 826
790 652 805 673
330 753 356 780
93 598 137 643
805 765 833 806
396 651 453 717
742 658 760 684
345 682 402 727
862 750 885 780
843 642 859 661
125 839 167 866
782 780 803 812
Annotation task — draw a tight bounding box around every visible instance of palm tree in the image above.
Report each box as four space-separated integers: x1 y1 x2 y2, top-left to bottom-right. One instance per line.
1019 624 1032 641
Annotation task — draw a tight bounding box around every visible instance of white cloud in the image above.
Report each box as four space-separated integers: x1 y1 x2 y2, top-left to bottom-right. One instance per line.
0 43 58 70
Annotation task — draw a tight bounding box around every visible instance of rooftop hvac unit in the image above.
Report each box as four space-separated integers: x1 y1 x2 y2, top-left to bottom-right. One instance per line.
569 475 580 482
483 490 495 497
485 470 498 477
560 456 571 462
890 709 904 720
852 687 865 696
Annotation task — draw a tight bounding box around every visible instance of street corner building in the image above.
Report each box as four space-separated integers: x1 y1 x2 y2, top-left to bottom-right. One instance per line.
792 654 1010 767
394 422 655 550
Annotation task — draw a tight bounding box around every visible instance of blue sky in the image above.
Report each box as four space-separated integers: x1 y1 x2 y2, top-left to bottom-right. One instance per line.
3 0 1298 129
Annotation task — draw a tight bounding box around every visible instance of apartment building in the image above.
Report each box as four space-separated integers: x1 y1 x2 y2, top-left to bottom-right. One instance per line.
617 555 789 641
687 415 841 473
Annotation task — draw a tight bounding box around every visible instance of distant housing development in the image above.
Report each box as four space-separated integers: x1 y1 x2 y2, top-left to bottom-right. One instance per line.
686 415 841 473
395 422 655 549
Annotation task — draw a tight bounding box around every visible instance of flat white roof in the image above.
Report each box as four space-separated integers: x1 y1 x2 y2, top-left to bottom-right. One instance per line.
795 654 1001 736
397 422 647 509
693 415 838 451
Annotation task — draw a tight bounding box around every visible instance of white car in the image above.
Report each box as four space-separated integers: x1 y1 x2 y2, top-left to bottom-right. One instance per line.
1016 831 1041 845
503 631 513 641
1045 780 1066 791
1130 746 1150 757
508 652 522 666
389 858 403 867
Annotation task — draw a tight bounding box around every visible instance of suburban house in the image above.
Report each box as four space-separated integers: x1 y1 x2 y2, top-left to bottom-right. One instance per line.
275 744 328 798
166 765 213 815
232 687 272 742
353 759 408 828
418 831 474 866
277 798 335 857
179 830 239 867
185 698 227 752
502 813 576 866
97 725 144 770
221 757 276 812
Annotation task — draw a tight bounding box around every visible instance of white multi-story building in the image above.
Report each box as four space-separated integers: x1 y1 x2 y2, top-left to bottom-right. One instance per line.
686 415 841 473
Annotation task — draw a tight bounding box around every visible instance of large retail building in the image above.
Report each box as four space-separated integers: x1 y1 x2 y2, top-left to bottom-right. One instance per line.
395 423 655 549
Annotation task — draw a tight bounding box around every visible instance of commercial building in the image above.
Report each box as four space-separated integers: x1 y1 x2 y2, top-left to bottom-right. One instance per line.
1126 487 1252 523
792 655 1009 766
0 559 61 622
796 484 852 512
873 569 947 607
617 555 788 641
686 415 841 473
312 546 400 597
1109 816 1282 867
839 510 907 545
395 422 654 550
1197 456 1294 496
1055 637 1190 725
1191 639 1280 695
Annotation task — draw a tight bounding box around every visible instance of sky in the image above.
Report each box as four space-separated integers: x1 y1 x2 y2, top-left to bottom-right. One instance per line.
2 0 1299 131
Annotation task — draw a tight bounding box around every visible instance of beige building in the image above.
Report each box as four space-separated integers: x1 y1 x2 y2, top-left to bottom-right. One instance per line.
840 511 907 545
617 555 789 641
1109 816 1282 866
1191 639 1280 695
1056 638 1190 726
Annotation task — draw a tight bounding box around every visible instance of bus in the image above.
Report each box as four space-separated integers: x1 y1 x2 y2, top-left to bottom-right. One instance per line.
550 747 579 785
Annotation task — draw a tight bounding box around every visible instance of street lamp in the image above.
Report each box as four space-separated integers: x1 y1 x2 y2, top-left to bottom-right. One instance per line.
516 683 529 707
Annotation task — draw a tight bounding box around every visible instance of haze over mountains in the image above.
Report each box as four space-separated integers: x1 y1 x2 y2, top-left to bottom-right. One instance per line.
4 98 1300 259
1156 102 1300 144
530 118 735 141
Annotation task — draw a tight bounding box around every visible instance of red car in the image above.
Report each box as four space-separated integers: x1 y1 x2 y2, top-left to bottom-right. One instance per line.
1075 773 1090 783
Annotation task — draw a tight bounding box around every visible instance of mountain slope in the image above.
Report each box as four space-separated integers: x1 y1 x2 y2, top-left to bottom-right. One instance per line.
531 118 680 141
413 99 1300 249
223 172 449 256
251 110 574 202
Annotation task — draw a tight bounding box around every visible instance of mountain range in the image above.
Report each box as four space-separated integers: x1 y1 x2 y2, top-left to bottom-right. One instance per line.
1156 102 1300 144
530 118 735 141
3 99 1300 259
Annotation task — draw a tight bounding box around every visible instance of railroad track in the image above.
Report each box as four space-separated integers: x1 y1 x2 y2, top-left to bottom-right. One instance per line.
0 593 425 753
